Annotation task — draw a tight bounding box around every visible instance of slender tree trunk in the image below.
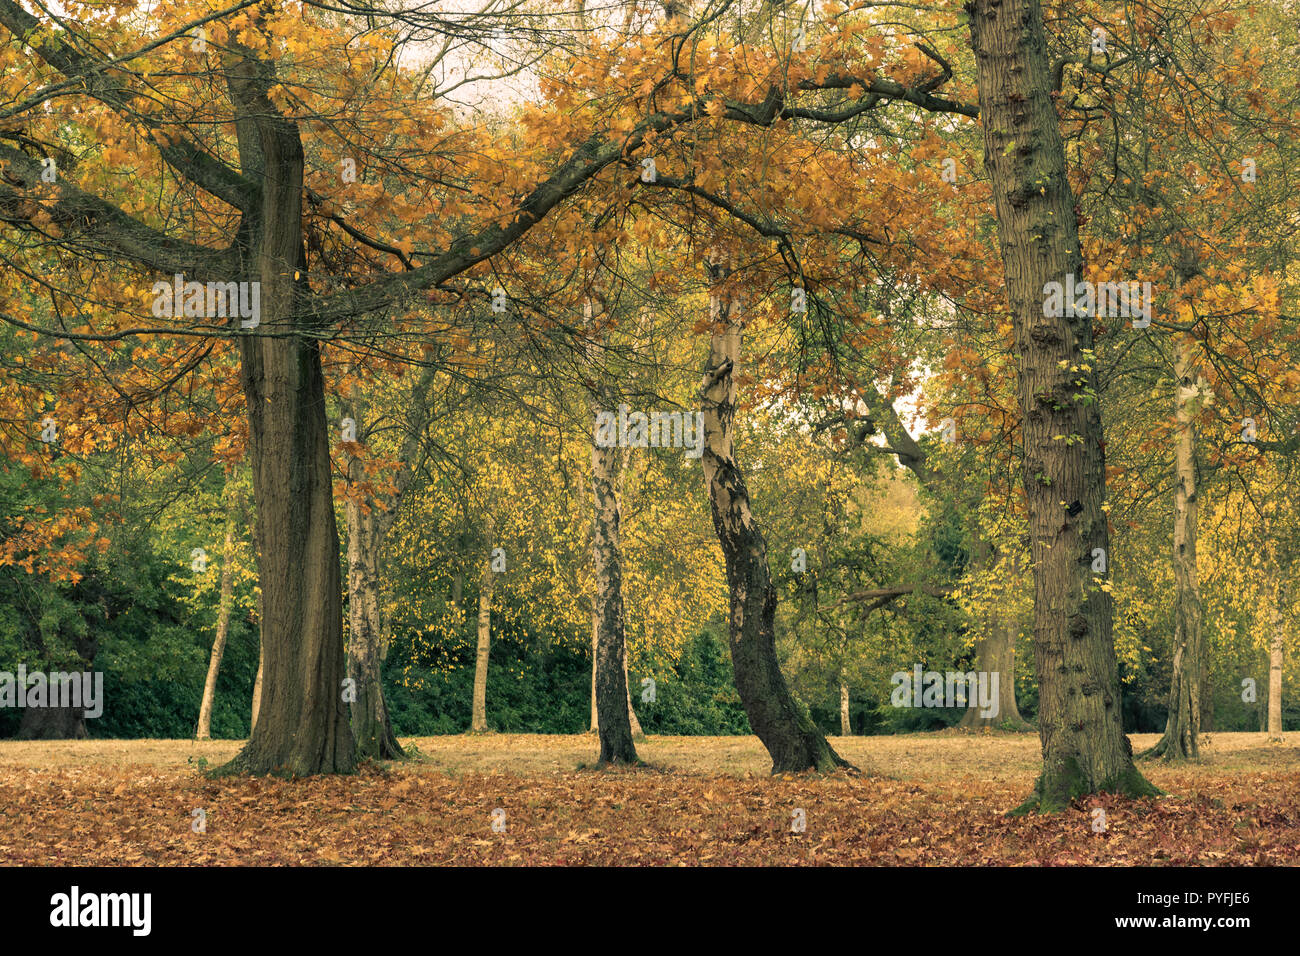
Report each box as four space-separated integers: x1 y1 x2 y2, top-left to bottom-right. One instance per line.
345 480 404 760
624 645 644 739
590 390 638 764
589 603 600 733
219 51 355 775
839 681 851 736
471 549 495 733
967 0 1154 809
960 543 1031 730
701 251 847 774
196 519 238 740
1268 584 1284 741
251 637 263 734
1143 334 1203 760
583 290 638 763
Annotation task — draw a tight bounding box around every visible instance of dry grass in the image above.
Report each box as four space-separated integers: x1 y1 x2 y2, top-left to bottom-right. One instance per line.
1 730 1292 780
1 732 1296 865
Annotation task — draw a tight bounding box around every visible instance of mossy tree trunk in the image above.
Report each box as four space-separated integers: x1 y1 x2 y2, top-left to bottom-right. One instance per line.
967 0 1155 810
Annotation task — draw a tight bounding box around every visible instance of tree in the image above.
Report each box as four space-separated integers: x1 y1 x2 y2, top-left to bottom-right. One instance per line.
195 478 247 741
701 250 847 773
966 0 1157 809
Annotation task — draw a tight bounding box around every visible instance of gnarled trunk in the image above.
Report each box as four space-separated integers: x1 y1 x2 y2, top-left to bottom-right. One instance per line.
967 0 1154 809
701 253 847 774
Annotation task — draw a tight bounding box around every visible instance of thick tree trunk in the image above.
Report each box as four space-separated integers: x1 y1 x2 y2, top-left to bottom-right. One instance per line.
345 480 404 760
196 519 238 740
471 551 494 733
967 0 1154 810
590 391 638 764
701 252 848 774
1143 335 1203 760
839 681 851 736
1268 585 1284 741
219 52 355 775
17 704 88 740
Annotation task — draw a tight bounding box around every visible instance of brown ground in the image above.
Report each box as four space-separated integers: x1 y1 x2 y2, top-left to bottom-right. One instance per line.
1 731 1296 865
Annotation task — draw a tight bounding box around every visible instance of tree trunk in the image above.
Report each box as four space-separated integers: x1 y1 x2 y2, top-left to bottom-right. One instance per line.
839 681 851 736
1143 334 1203 760
345 476 404 760
960 543 1031 730
590 390 638 764
589 603 644 738
589 603 599 734
218 51 355 775
625 646 644 739
700 252 848 774
251 636 263 735
17 704 88 740
1268 585 1284 741
471 550 494 733
196 518 238 740
967 0 1155 810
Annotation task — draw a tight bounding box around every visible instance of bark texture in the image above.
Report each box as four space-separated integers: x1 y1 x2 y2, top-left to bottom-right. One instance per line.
967 0 1154 809
590 386 638 764
471 549 495 733
701 252 848 774
959 544 1031 730
345 478 403 759
218 49 355 775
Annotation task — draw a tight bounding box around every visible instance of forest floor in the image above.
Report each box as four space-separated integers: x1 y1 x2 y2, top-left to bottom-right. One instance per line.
1 731 1296 865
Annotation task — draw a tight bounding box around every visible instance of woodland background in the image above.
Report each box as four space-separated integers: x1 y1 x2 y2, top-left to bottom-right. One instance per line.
0 0 1296 797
